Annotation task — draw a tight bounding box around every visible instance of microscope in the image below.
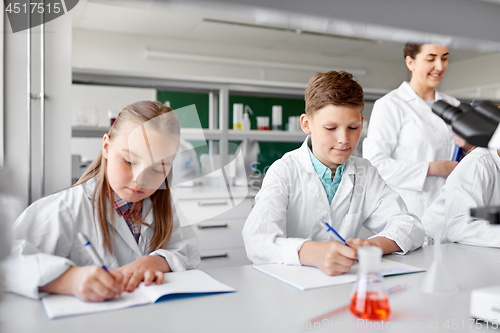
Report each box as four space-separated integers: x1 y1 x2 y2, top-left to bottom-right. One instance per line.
432 100 500 224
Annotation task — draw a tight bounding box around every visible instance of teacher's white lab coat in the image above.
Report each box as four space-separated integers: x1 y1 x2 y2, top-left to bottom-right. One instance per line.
242 137 424 265
1 177 199 299
363 82 459 218
422 148 500 246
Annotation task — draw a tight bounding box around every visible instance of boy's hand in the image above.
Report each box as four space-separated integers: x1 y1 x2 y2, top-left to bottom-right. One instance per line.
40 266 124 302
346 238 373 249
116 255 171 292
299 241 357 276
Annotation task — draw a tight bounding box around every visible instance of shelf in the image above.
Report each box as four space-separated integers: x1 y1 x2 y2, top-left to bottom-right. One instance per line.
72 126 307 143
72 126 108 137
227 130 306 142
180 128 222 141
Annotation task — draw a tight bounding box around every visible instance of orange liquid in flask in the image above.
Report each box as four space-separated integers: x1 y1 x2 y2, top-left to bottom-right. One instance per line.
350 292 390 320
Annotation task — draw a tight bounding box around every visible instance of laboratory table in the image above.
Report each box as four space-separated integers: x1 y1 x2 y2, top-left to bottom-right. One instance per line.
1 243 500 333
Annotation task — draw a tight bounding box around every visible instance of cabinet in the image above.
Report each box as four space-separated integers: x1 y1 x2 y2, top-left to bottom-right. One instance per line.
173 186 256 270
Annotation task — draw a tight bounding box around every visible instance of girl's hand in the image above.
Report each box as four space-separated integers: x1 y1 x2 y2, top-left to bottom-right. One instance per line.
41 266 124 302
299 241 357 276
116 255 171 292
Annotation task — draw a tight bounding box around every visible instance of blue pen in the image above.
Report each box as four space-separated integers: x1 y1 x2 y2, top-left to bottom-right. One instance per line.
77 232 112 275
320 221 350 247
452 145 461 162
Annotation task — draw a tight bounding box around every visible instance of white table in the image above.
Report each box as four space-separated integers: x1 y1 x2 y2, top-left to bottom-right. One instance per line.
1 243 499 333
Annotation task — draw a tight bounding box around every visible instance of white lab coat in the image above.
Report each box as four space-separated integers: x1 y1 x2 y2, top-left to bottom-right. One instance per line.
422 148 500 246
242 137 424 265
1 177 200 299
363 82 460 218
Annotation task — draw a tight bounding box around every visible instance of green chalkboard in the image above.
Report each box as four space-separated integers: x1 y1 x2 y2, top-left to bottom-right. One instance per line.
229 94 305 172
156 90 306 173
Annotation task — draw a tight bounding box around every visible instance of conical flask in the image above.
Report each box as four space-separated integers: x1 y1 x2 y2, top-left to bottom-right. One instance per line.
350 246 390 320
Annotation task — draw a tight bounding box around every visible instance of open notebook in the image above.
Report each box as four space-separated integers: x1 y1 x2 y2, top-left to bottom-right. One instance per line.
254 258 425 290
42 269 235 319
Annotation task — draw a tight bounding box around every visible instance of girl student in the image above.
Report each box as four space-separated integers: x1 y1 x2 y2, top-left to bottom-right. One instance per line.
363 43 469 218
1 101 199 301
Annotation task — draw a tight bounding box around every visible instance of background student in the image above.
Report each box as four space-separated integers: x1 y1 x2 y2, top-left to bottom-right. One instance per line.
242 71 424 276
1 101 199 301
363 43 466 218
422 147 500 246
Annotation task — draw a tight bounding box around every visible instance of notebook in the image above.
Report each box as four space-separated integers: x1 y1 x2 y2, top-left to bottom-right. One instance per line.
42 269 235 319
253 258 425 290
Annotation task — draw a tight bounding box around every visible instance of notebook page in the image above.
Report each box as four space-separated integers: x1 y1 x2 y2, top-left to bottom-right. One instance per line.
42 290 151 319
254 258 425 290
139 270 236 302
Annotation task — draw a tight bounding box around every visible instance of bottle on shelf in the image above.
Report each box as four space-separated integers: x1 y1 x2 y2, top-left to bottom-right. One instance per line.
233 103 243 130
256 116 269 130
243 105 253 131
272 105 282 131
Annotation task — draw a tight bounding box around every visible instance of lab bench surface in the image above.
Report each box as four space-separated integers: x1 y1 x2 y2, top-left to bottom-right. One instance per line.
1 243 500 333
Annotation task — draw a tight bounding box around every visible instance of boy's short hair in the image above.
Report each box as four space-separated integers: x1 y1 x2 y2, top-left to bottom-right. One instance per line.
305 71 364 116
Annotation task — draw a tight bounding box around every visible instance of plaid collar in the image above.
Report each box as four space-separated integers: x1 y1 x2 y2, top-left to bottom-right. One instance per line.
112 192 142 220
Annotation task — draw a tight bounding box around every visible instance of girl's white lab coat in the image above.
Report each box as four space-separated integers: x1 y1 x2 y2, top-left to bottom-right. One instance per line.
422 148 500 246
242 137 424 265
1 177 200 299
363 82 459 218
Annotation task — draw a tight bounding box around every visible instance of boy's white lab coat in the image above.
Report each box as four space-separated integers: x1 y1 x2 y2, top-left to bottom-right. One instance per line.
242 137 424 265
1 177 200 299
363 82 459 218
422 148 500 246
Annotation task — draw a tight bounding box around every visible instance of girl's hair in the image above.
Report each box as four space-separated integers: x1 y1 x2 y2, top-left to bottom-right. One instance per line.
404 43 422 60
74 101 180 254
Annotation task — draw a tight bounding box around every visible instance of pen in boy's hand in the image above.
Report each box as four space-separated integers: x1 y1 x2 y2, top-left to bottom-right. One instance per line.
77 232 112 276
320 222 350 247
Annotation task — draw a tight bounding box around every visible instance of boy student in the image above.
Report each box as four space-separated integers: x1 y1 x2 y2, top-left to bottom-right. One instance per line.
242 71 424 276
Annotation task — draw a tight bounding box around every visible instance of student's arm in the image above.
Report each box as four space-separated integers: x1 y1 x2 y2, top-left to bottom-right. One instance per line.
443 150 500 246
363 98 430 192
1 193 96 300
347 237 401 254
40 266 123 302
360 162 425 254
242 160 309 266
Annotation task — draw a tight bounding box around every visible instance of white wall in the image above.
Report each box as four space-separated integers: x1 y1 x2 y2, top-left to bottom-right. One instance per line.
72 29 408 92
71 84 156 162
439 53 500 100
0 14 72 217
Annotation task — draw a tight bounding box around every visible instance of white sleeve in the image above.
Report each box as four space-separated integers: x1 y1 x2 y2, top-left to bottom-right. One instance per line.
150 205 200 271
443 156 500 247
0 199 77 300
242 161 309 265
363 98 429 192
361 164 425 254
